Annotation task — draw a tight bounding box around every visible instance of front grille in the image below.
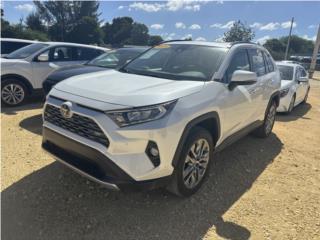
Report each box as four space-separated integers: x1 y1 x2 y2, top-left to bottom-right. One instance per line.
44 104 109 147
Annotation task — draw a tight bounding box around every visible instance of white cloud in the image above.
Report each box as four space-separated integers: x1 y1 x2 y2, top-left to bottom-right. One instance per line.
216 0 224 4
14 3 34 13
259 22 280 31
129 0 207 12
281 21 297 29
214 36 224 42
195 37 206 41
150 24 164 30
250 22 262 28
302 35 316 41
308 25 317 29
255 35 271 45
189 24 201 30
210 21 235 29
161 32 176 40
175 22 186 29
129 2 164 12
181 33 192 40
118 6 124 10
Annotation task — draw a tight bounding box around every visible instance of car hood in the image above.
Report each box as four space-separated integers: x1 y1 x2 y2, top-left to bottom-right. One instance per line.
54 70 205 107
47 64 107 82
280 80 294 89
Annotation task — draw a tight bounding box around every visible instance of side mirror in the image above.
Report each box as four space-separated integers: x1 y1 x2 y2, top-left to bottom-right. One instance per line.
298 76 308 82
229 70 257 89
37 54 49 62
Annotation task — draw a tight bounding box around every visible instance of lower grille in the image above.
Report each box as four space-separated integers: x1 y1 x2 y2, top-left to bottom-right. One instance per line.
44 104 109 147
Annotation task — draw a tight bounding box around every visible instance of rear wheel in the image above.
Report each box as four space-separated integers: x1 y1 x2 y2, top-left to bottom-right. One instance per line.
167 127 214 197
1 79 28 106
302 88 310 103
253 100 277 138
287 94 296 114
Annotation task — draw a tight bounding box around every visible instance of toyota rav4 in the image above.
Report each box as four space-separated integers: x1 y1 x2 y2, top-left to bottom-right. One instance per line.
42 41 280 197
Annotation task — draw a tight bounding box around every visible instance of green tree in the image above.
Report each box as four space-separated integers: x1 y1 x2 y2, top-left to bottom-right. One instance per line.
223 20 255 42
26 12 46 32
102 17 134 45
66 16 102 44
127 23 149 45
148 35 163 46
264 35 314 60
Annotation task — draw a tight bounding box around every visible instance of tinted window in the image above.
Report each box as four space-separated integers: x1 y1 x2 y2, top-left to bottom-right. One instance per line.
51 46 73 61
300 67 307 77
6 43 48 59
264 52 275 72
122 44 228 81
74 47 104 61
224 49 250 82
1 41 31 54
88 49 145 69
277 65 294 80
248 49 266 76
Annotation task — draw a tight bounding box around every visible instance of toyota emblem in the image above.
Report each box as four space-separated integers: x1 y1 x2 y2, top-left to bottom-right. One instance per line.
60 101 73 119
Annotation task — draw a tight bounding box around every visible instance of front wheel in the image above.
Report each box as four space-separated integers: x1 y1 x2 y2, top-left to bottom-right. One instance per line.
253 101 277 138
1 79 28 106
287 94 296 114
302 88 310 103
167 127 214 197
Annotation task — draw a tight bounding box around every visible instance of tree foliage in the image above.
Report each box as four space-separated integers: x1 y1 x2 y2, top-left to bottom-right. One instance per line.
148 35 163 46
223 20 255 42
26 12 46 32
264 35 314 60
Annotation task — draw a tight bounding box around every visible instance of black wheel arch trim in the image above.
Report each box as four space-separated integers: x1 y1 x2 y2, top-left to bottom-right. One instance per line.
265 90 280 116
171 111 220 167
1 74 34 94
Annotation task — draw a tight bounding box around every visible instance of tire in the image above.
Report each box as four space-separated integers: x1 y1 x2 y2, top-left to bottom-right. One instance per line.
286 94 296 114
166 126 214 197
253 100 277 138
302 88 310 103
1 79 28 107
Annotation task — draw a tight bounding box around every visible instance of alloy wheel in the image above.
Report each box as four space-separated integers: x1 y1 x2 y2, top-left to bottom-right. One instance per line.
1 83 25 105
183 138 210 189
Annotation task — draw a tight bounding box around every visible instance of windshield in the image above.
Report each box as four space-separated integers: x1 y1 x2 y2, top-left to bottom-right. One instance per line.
5 43 49 59
278 65 294 80
121 44 228 81
87 49 145 69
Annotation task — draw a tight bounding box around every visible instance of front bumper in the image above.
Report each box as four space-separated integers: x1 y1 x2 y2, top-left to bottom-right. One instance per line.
42 127 171 191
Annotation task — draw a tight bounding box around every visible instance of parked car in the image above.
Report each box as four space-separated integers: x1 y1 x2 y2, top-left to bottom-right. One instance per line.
276 62 310 113
42 41 280 197
1 38 38 57
42 47 148 95
1 42 108 106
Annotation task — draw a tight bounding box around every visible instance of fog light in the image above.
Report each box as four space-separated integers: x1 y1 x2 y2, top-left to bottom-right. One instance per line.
145 141 160 167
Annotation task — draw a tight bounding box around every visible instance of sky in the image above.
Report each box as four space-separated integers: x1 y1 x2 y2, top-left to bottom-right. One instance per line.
1 0 320 44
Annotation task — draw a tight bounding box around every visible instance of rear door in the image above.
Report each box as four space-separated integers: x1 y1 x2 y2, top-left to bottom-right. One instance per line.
295 66 308 102
221 48 261 137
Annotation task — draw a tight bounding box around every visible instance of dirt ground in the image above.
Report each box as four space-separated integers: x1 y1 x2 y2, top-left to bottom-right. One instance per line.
1 80 320 240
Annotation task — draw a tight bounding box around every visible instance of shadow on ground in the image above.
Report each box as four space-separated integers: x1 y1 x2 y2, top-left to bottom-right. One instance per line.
1 96 44 115
2 133 283 240
19 114 43 135
276 103 312 122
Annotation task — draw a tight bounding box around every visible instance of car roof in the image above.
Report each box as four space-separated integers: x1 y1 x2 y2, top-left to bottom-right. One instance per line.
162 40 263 49
43 42 109 51
276 61 303 68
1 38 39 43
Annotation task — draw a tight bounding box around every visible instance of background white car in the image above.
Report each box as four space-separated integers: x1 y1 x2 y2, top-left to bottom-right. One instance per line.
1 42 109 106
0 38 38 57
276 62 310 113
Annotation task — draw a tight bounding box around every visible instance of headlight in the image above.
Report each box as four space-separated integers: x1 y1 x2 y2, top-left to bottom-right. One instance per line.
280 88 290 98
106 100 177 127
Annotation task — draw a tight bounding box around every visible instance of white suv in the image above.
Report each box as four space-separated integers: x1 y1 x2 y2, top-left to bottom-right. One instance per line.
42 41 280 197
1 42 108 106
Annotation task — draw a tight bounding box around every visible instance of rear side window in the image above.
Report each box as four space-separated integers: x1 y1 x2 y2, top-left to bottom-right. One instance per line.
1 41 31 54
73 47 104 61
50 46 73 61
248 49 267 76
300 67 307 77
224 49 250 82
264 52 275 72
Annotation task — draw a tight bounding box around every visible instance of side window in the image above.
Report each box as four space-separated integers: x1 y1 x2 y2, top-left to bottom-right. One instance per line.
1 41 30 54
51 46 73 61
300 67 307 77
248 49 267 77
224 49 250 82
73 47 103 61
264 52 275 72
295 67 301 80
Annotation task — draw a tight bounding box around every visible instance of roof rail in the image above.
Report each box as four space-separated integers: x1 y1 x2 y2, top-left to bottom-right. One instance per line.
159 39 192 44
230 41 257 46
